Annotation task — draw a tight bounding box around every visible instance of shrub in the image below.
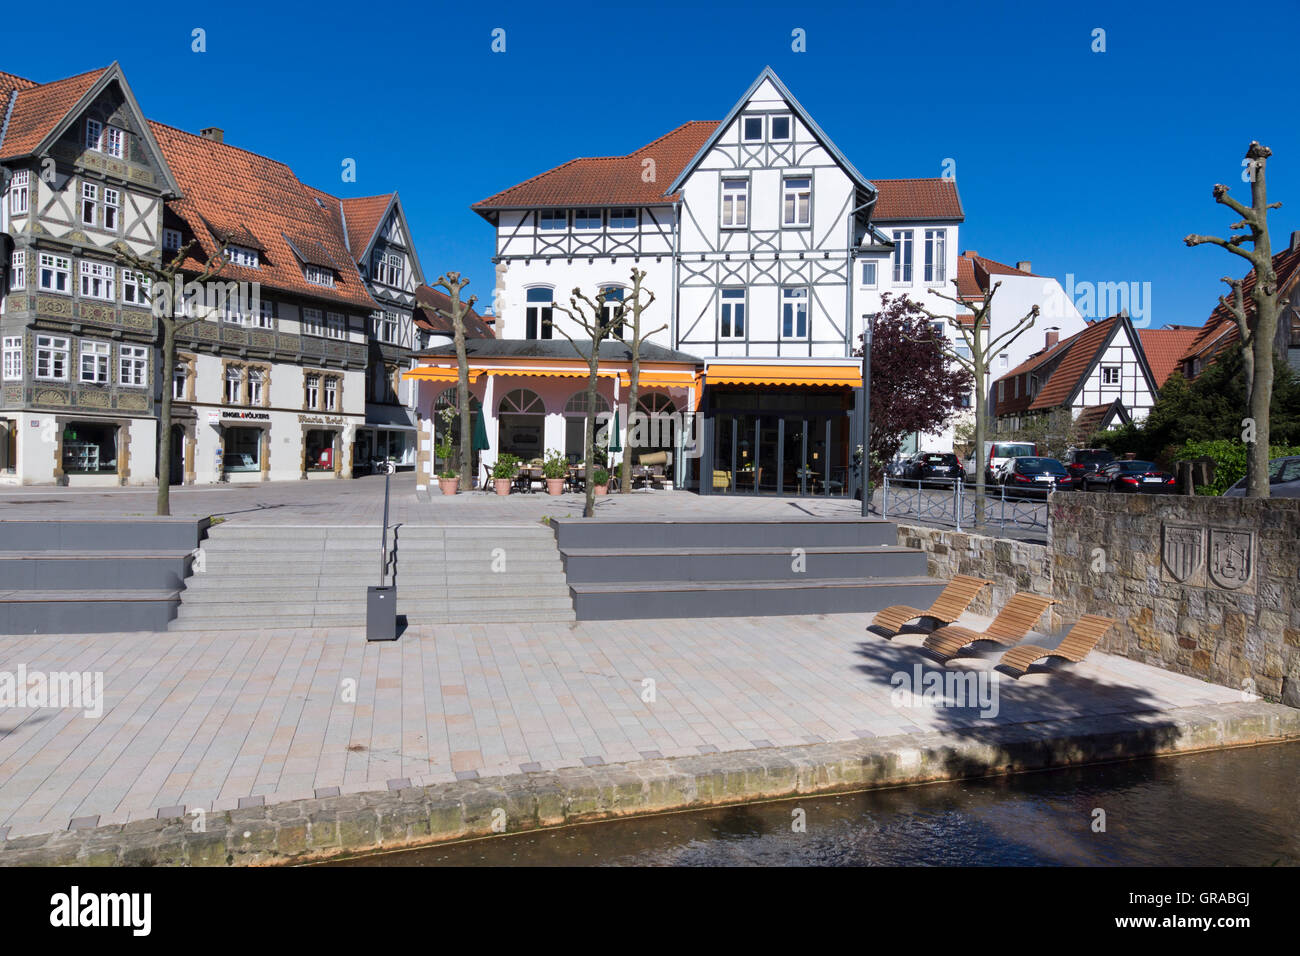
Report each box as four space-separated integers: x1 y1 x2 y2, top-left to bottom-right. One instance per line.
542 449 568 479
1170 439 1300 495
592 468 610 486
491 454 520 479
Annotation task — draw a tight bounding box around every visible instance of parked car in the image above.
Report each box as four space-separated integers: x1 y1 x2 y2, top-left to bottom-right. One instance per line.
1085 459 1177 493
1063 447 1115 483
964 441 1037 483
1222 455 1300 498
900 452 963 485
998 457 1074 497
884 457 909 478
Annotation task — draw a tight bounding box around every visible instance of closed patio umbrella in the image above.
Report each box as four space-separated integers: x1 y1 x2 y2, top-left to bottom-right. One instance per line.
471 409 489 451
608 408 622 454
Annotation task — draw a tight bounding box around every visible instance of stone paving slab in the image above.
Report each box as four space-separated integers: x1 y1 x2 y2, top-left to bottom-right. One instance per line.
0 609 1257 843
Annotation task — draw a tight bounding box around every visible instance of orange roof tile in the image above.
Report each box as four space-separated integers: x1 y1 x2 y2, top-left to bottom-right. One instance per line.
1181 243 1300 367
339 194 394 257
0 66 108 159
872 178 963 221
149 121 377 311
1139 326 1203 387
414 284 495 339
1029 317 1119 411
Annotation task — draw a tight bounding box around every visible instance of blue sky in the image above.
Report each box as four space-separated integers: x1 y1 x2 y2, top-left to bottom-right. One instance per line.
8 0 1298 328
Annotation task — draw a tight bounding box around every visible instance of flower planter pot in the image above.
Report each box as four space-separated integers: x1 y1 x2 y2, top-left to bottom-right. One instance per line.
593 484 609 496
438 477 459 495
545 478 565 495
494 478 512 496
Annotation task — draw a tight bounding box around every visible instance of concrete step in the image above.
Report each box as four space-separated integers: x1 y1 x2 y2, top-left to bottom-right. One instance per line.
0 551 194 590
0 519 205 552
177 582 575 602
0 589 180 634
171 594 577 618
167 607 577 631
180 571 570 589
560 545 926 583
551 517 899 550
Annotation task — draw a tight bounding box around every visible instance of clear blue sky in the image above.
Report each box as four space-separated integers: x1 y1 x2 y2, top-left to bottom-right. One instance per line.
8 0 1298 328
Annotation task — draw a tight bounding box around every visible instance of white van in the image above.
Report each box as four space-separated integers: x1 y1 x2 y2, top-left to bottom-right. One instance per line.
964 441 1037 483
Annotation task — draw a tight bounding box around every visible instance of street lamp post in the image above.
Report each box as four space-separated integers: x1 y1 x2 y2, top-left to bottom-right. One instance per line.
860 316 874 518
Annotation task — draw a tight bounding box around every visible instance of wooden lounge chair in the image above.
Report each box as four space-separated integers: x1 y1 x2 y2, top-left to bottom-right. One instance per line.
998 614 1115 675
922 592 1059 660
870 574 992 637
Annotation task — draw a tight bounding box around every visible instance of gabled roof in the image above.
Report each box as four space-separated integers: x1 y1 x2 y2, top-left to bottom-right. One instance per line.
472 122 715 215
871 179 964 221
0 66 106 159
1072 399 1130 437
0 70 39 147
150 121 377 311
1139 326 1203 387
995 316 1124 416
1180 242 1300 368
413 284 495 339
338 194 394 256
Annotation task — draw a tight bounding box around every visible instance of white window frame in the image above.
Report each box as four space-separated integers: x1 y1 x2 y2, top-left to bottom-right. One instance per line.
224 365 243 404
2 336 22 381
301 307 325 336
305 372 321 409
781 287 809 340
79 260 116 301
999 352 1009 369
326 312 346 340
81 182 98 226
719 288 746 339
324 377 338 412
374 251 403 286
173 361 188 400
247 368 264 406
85 119 102 151
892 230 914 283
721 178 748 229
118 345 147 388
924 229 947 284
36 335 69 381
9 170 29 215
255 299 275 329
769 113 792 142
102 188 120 231
79 340 110 384
10 250 26 291
303 265 334 287
224 244 259 268
537 210 567 232
103 125 124 158
122 270 150 306
741 115 764 143
525 287 554 340
782 177 811 227
39 254 71 293
1101 365 1121 386
860 260 877 288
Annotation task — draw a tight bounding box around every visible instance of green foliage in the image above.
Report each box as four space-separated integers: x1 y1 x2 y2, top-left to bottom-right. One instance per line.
491 453 520 479
1171 439 1300 495
995 408 1076 459
542 449 568 479
592 468 610 486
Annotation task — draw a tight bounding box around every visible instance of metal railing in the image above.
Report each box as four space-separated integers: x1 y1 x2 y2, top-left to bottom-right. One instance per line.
880 475 1051 533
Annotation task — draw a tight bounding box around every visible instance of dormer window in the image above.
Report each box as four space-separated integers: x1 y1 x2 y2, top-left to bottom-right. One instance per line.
225 244 259 268
304 264 335 287
163 228 182 251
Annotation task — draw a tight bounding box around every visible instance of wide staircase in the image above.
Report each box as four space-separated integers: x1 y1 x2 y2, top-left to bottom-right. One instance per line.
0 519 202 633
170 523 575 630
552 517 941 620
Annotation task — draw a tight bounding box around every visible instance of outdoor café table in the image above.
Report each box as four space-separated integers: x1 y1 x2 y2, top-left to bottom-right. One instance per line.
514 467 539 493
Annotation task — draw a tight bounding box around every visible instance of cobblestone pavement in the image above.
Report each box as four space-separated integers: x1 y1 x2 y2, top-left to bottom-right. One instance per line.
0 611 1241 837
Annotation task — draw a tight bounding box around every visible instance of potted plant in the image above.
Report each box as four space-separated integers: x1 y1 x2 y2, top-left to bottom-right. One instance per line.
591 467 610 496
542 449 567 495
435 405 459 495
491 453 519 496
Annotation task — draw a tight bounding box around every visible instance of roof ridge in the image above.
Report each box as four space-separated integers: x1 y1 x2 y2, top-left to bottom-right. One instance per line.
147 119 298 172
630 120 719 156
0 70 39 90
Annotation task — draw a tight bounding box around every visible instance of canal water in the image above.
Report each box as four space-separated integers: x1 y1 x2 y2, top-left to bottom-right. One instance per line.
332 743 1299 866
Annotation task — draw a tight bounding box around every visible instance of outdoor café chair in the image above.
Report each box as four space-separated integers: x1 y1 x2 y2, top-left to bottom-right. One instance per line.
922 592 1059 660
998 614 1115 676
870 574 992 637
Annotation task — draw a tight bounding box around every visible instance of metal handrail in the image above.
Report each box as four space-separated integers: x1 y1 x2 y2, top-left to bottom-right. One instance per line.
379 461 394 586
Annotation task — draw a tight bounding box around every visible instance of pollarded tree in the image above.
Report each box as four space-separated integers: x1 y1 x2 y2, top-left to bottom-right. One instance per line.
432 272 478 490
1184 141 1283 497
114 237 229 516
609 269 666 493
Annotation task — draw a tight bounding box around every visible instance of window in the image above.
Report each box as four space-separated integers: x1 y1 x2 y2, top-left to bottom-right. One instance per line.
225 244 259 268
781 288 809 339
324 377 337 411
39 254 71 293
80 340 110 384
10 250 25 291
304 265 334 287
924 229 946 283
173 362 188 400
997 381 1005 402
782 177 811 227
103 125 124 158
255 299 276 329
525 288 554 339
2 337 21 380
163 228 182 251
601 287 625 339
742 116 763 142
860 261 877 287
574 208 602 230
247 368 264 405
375 251 403 285
770 114 791 141
85 119 102 150
538 210 567 231
1013 377 1019 399
326 312 346 339
999 352 1009 369
305 373 320 409
1102 365 1121 386
720 288 746 339
955 344 971 360
102 188 120 231
301 307 325 336
119 345 147 387
36 336 69 380
79 261 115 300
721 179 748 228
375 310 399 344
892 230 913 283
81 182 98 226
225 365 243 404
608 208 637 230
8 170 29 215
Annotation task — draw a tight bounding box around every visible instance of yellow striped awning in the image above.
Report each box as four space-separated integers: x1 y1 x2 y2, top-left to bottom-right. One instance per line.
635 371 697 389
403 367 482 383
704 364 861 387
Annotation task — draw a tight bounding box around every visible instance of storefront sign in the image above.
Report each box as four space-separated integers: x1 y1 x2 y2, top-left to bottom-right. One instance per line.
297 414 345 425
207 411 221 425
221 410 271 422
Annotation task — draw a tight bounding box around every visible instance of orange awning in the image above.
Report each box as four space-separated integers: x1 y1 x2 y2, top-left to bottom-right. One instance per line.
403 367 482 383
486 368 630 386
634 371 697 389
704 364 861 387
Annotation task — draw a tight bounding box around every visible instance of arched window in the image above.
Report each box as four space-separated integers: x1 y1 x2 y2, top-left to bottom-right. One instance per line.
563 390 610 415
434 387 482 414
498 388 545 415
636 392 677 416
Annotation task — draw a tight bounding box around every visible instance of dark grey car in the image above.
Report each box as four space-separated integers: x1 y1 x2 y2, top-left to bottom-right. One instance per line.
1223 456 1300 498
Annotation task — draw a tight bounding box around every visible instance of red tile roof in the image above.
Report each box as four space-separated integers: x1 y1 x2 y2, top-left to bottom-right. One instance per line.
150 121 377 311
0 66 108 159
872 178 964 221
956 255 982 299
1180 243 1300 369
472 122 717 213
995 316 1121 415
1139 326 1203 387
338 194 394 257
414 284 495 339
0 70 39 145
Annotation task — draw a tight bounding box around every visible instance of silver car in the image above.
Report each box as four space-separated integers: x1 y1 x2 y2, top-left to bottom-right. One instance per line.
1222 455 1300 497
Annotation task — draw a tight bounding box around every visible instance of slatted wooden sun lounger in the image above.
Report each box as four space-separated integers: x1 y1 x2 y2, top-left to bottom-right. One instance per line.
922 592 1059 660
870 574 992 637
998 614 1115 675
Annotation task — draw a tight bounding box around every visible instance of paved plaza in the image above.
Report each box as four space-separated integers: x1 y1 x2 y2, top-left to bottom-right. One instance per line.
0 610 1241 838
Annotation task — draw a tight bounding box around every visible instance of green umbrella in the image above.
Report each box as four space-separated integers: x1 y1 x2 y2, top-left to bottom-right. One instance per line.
471 407 489 451
608 408 622 453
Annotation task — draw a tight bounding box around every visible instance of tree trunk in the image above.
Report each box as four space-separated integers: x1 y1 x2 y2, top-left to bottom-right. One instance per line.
972 358 986 531
1248 298 1276 497
156 322 175 516
454 320 472 489
583 360 600 518
621 351 639 494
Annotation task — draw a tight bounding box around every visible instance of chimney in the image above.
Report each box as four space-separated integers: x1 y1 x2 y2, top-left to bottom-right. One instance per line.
1045 327 1060 349
200 127 224 144
963 249 978 259
1016 260 1032 273
1291 231 1300 253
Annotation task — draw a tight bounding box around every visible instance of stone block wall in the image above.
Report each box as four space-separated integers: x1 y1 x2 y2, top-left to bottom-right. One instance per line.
1049 493 1300 705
